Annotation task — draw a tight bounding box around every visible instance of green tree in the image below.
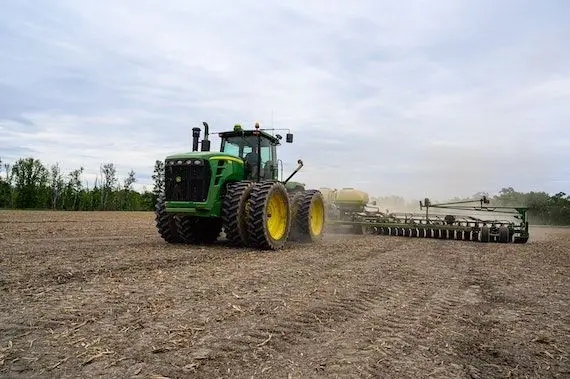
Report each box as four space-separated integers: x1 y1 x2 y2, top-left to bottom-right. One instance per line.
101 163 117 210
122 169 136 210
12 157 49 208
68 167 84 210
49 163 65 210
0 158 13 208
141 189 155 210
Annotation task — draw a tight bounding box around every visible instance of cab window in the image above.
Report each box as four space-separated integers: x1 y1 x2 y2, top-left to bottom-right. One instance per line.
222 141 240 157
220 135 277 179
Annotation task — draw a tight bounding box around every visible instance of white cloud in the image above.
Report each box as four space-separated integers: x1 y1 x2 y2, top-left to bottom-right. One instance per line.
0 0 569 200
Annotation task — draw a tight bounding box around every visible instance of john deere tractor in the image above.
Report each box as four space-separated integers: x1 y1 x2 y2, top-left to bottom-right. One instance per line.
155 122 325 250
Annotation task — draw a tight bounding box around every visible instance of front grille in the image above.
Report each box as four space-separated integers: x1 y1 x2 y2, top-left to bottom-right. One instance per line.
165 160 211 202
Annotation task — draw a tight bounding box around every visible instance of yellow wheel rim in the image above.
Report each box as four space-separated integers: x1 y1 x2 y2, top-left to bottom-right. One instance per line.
267 190 288 240
310 197 325 236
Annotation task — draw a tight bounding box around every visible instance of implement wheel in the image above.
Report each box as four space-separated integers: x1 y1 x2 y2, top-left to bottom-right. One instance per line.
290 190 325 242
155 195 181 243
222 181 254 246
498 226 510 243
481 226 491 242
247 181 291 250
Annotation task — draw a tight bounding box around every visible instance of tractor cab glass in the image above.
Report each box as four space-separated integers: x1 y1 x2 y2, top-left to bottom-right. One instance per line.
220 134 277 180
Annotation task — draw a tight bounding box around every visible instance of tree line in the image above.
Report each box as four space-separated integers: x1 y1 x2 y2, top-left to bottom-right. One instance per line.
1 156 569 225
491 187 570 225
0 156 164 211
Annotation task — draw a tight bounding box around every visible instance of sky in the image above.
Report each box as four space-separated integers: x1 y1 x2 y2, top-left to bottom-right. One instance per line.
0 0 569 201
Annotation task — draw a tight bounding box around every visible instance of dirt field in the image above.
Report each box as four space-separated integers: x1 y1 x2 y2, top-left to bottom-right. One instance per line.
0 211 568 378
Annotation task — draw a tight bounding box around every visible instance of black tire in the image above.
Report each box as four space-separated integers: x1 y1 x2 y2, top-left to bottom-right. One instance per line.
481 226 490 242
289 191 305 241
418 228 425 238
176 215 199 243
471 231 479 241
246 181 291 250
155 195 181 243
291 190 325 242
221 181 254 246
498 226 510 243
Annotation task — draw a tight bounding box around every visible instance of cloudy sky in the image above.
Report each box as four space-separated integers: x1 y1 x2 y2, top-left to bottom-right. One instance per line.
1 0 568 200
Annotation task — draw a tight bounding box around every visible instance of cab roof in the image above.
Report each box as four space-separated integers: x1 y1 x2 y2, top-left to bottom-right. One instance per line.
219 129 281 145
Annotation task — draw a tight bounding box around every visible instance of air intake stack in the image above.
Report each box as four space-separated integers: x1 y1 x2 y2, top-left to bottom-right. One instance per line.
192 127 201 151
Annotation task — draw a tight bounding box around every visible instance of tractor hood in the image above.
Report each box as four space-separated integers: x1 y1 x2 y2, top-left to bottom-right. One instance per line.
165 151 244 163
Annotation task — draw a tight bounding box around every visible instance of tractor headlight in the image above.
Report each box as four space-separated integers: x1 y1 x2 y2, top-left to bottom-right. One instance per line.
185 160 192 165
177 160 183 165
193 160 202 165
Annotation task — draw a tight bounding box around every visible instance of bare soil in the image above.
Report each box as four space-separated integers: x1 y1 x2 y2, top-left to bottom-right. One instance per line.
0 210 568 378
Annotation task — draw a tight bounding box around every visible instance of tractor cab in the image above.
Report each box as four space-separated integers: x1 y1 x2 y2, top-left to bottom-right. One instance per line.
219 123 291 181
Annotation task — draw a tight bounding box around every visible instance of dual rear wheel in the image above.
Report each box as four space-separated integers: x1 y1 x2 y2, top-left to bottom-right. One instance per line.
222 180 325 250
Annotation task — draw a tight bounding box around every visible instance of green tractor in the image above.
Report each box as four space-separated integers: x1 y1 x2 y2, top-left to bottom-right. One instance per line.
155 121 326 250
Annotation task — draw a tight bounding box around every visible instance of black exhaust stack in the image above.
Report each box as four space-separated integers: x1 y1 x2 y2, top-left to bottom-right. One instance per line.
201 121 211 151
192 127 201 151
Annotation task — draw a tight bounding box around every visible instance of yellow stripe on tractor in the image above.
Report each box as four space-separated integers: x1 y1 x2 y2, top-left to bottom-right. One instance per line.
209 156 244 164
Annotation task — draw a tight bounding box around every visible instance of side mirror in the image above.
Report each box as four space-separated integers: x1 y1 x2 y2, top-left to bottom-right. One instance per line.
286 133 294 143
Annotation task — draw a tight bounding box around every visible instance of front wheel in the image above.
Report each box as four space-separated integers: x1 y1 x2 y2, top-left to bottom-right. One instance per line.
155 195 181 243
221 181 254 246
